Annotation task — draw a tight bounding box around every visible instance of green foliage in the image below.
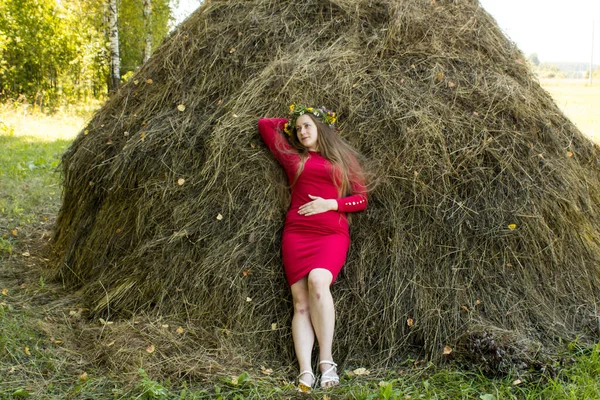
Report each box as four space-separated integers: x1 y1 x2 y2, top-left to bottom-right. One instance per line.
119 0 173 75
0 0 174 109
136 369 171 399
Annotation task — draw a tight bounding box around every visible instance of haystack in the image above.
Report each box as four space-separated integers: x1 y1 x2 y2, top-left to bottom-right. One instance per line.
52 0 600 372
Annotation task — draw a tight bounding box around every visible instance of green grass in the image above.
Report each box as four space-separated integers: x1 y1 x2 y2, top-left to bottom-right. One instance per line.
1 87 600 398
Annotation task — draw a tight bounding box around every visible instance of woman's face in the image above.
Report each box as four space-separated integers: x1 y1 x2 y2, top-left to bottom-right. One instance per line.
295 114 319 151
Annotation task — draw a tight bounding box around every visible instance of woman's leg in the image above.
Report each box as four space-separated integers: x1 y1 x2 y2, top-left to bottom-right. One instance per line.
290 277 315 386
306 268 337 383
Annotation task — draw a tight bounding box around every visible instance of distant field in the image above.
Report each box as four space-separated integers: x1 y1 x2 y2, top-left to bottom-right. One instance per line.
540 78 600 144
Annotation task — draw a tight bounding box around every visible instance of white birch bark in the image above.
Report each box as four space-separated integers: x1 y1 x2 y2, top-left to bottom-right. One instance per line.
108 0 120 91
143 0 153 63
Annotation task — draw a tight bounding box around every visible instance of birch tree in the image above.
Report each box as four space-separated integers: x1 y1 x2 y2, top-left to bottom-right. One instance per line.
143 0 152 63
108 0 120 91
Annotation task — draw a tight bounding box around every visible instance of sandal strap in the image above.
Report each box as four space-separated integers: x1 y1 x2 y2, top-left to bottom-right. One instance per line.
319 360 339 386
297 370 315 387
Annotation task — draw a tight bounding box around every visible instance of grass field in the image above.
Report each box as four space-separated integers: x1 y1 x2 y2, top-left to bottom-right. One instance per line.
1 81 600 399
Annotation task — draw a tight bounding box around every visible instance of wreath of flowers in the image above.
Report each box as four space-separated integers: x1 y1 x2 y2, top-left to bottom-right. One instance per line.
283 103 337 136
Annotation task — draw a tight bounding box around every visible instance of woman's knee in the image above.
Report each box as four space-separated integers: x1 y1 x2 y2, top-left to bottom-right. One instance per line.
307 269 333 292
291 287 310 314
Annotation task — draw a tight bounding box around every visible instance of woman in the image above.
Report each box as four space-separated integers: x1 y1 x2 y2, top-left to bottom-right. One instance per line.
258 104 368 390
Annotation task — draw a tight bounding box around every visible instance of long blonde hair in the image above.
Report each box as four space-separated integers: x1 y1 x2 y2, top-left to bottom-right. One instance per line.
280 114 366 197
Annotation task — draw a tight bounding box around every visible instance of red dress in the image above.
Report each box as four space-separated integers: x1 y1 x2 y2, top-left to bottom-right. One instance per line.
258 118 368 286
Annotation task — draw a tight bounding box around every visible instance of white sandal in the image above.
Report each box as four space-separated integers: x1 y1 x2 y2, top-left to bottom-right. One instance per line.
319 360 340 388
297 370 315 392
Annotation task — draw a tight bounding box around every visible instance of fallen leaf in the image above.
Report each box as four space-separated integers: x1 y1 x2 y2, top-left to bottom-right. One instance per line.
124 131 129 136
79 372 88 381
407 318 414 327
146 78 153 84
141 121 147 126
217 99 223 105
146 345 155 353
177 178 185 186
436 71 444 81
242 269 251 277
447 81 456 88
271 323 277 330
443 345 453 355
232 114 239 118
473 111 479 116
134 80 139 85
461 305 469 311
566 151 573 157
231 376 239 385
353 367 370 376
476 299 482 305
1 288 8 296
507 224 517 230
512 379 522 386
216 213 223 220
176 326 184 334
260 366 273 375
161 324 169 329
246 297 252 302
177 104 186 112
116 228 121 234
84 129 89 135
22 251 30 257
24 346 31 356
11 229 17 237
140 132 146 140
229 47 236 53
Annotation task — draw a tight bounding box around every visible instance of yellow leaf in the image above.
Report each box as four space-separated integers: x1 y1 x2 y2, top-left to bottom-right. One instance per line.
134 80 139 85
407 318 414 327
146 345 155 353
231 376 238 385
124 131 129 136
566 151 573 157
507 224 517 230
161 324 169 329
443 345 452 355
177 178 185 186
353 367 370 376
436 71 444 81
246 297 252 302
24 346 31 356
216 213 223 221
176 326 184 334
140 132 146 140
146 78 153 84
177 104 186 112
11 229 17 237
1 288 8 296
84 130 89 135
260 366 273 375
461 305 469 311
271 323 277 330
513 379 522 386
22 251 30 257
79 372 88 381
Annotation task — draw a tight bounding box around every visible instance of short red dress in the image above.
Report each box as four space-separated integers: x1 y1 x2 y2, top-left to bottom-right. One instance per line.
258 118 368 286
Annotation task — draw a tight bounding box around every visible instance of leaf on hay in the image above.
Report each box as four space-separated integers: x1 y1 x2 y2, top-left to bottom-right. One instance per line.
146 344 155 353
176 326 184 334
22 251 30 257
260 366 273 375
443 345 453 355
177 178 185 186
1 288 8 296
246 297 252 302
512 379 522 386
407 318 414 327
146 78 153 84
436 72 444 82
242 269 251 277
24 346 31 356
177 104 186 112
79 372 88 381
271 323 277 330
353 367 370 376
216 213 223 220
566 151 573 157
508 223 517 230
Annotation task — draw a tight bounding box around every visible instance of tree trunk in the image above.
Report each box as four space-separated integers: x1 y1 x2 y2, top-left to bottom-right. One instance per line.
143 0 152 63
108 0 120 91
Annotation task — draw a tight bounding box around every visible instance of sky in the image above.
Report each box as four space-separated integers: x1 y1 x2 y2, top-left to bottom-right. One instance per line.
173 0 599 64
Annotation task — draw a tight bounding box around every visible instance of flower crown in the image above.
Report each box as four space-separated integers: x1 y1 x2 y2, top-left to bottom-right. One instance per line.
283 103 337 136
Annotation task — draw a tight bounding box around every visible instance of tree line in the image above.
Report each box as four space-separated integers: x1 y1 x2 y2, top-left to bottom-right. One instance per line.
0 0 175 110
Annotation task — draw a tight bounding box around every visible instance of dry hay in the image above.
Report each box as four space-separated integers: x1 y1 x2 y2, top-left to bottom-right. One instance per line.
51 0 600 372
